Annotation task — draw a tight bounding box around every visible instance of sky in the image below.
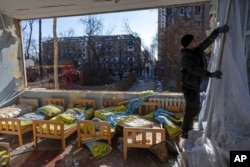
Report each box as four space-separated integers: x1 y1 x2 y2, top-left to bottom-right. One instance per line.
33 9 158 49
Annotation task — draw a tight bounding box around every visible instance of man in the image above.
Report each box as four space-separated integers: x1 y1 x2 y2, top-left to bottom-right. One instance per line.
179 24 229 149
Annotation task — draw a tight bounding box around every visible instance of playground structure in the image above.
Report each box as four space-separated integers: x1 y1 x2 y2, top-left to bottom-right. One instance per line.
26 65 82 89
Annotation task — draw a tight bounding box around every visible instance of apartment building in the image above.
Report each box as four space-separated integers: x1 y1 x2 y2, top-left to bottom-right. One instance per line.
158 3 211 61
42 34 141 72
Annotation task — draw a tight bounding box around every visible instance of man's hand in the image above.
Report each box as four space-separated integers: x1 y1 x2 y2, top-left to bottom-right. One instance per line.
217 24 229 33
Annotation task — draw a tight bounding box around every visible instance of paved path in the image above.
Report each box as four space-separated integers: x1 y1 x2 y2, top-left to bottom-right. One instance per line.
128 79 163 92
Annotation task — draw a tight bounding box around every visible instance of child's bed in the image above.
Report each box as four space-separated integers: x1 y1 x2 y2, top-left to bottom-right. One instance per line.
76 99 126 148
121 101 167 160
33 98 96 151
92 100 182 160
137 101 161 116
77 120 114 148
0 99 38 118
103 98 128 108
123 126 166 160
0 98 65 146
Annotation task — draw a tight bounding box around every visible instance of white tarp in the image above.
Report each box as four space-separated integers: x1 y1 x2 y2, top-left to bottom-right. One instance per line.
186 0 250 166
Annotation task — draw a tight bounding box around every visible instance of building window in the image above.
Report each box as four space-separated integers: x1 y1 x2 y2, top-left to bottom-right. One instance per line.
128 57 134 62
195 6 201 15
81 53 86 58
106 41 112 46
186 6 192 17
127 46 134 51
106 47 113 52
127 40 134 45
194 21 201 29
96 42 102 46
66 48 72 54
179 7 185 16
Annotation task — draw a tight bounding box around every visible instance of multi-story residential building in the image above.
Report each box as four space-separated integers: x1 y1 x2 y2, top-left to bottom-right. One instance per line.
91 34 141 73
42 36 88 66
158 3 211 61
42 34 141 73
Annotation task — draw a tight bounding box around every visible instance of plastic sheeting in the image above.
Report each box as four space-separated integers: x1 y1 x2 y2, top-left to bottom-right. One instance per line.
185 0 250 166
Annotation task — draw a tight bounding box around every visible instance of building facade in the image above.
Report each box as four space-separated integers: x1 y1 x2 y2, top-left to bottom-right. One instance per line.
158 3 211 61
42 34 141 73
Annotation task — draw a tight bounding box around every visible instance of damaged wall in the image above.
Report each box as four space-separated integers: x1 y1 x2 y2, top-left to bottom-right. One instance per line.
20 89 183 109
0 13 25 107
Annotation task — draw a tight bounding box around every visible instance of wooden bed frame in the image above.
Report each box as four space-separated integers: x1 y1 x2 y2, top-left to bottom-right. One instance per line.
138 101 161 116
71 99 96 110
33 120 76 151
44 98 66 109
123 127 166 160
33 98 96 151
0 98 65 146
74 98 126 148
166 102 186 113
103 98 128 108
123 101 166 160
0 117 34 146
77 120 115 148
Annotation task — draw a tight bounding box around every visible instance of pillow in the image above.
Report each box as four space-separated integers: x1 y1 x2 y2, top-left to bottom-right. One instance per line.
0 146 9 166
80 124 93 133
56 113 76 124
143 111 154 121
114 105 127 112
38 104 64 117
85 141 112 158
84 108 94 120
73 104 93 110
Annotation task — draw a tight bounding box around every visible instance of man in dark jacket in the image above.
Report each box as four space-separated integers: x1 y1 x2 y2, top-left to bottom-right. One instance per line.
179 24 229 149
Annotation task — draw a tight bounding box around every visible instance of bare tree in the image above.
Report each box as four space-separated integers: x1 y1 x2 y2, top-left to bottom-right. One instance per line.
80 15 125 85
58 28 83 67
80 15 111 84
123 20 154 65
59 28 75 37
22 20 37 59
80 15 104 67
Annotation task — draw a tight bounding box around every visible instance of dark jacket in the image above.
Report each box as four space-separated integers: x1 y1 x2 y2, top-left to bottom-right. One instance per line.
180 29 220 90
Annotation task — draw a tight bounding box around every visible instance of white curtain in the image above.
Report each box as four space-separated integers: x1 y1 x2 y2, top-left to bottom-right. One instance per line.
186 0 250 166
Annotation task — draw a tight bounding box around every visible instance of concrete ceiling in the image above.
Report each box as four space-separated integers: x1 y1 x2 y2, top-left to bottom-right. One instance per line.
0 0 210 20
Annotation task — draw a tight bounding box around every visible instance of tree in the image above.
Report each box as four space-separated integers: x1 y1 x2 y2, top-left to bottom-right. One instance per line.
80 15 113 85
123 20 154 68
53 18 59 89
22 20 38 60
80 15 104 68
58 28 83 68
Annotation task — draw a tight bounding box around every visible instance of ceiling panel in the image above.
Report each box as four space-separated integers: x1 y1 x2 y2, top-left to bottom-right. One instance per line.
0 0 210 20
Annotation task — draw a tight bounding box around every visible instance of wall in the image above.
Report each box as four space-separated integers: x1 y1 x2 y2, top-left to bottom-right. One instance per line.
0 13 25 107
20 89 183 108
